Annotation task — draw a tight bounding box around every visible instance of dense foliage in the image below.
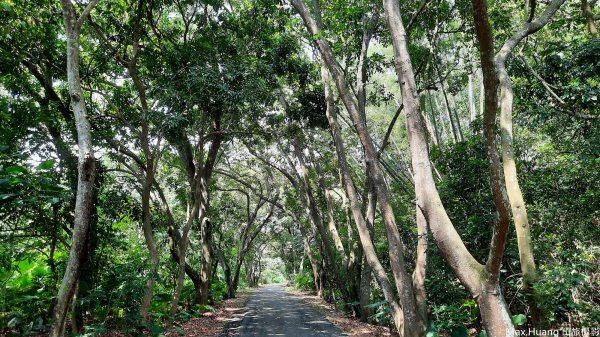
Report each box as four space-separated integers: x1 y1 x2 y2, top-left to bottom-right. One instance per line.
0 0 598 336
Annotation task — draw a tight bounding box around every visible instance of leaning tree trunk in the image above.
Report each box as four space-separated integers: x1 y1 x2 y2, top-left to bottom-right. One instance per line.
581 0 598 34
292 138 352 305
412 206 428 325
301 225 322 296
292 0 423 334
157 182 204 304
384 0 516 334
493 0 566 327
359 182 376 322
311 151 348 269
318 63 408 334
52 2 99 336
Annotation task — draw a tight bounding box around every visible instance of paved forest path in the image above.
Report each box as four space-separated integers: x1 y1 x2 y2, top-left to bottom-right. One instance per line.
220 285 346 336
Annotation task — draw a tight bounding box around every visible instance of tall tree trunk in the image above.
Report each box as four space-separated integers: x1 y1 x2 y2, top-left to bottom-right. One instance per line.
292 137 352 305
493 0 565 327
139 160 159 320
318 63 408 334
449 95 465 141
435 63 461 142
432 94 449 142
384 0 515 334
231 259 244 297
359 182 376 322
171 114 222 312
157 182 204 304
412 207 428 325
290 210 322 295
168 195 201 324
301 228 321 295
200 209 212 305
52 2 99 336
581 0 598 34
426 92 441 144
497 59 541 328
420 94 438 146
468 73 478 123
215 247 234 299
125 19 162 320
292 0 422 334
311 151 348 269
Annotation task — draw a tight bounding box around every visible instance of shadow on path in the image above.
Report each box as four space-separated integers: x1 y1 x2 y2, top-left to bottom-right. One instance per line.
220 285 346 337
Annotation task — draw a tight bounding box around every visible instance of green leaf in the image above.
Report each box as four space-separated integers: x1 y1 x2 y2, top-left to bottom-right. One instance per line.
512 314 527 326
0 193 15 200
35 159 55 170
5 165 27 174
7 316 21 328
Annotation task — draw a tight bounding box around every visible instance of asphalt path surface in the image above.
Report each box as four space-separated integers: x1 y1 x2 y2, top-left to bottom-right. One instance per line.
220 285 346 336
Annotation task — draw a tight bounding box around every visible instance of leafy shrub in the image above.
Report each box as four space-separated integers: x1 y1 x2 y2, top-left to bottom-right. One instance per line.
293 271 314 290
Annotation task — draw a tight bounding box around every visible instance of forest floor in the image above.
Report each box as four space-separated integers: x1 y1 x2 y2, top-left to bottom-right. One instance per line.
26 286 397 337
164 289 254 337
286 287 398 337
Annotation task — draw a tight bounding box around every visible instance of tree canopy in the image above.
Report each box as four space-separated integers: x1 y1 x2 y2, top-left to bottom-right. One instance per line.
0 0 598 336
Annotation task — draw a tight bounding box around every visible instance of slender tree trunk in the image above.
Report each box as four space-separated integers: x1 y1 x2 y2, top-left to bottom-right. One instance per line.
426 92 441 144
168 196 201 323
435 64 461 142
432 94 449 142
314 54 408 334
412 207 428 325
492 0 566 327
52 2 99 336
449 95 465 141
231 259 244 296
420 94 438 146
200 208 212 305
581 0 598 34
70 280 81 334
292 138 352 305
292 0 422 334
139 160 159 320
468 73 478 123
292 211 322 295
498 61 541 328
311 151 348 269
384 0 515 334
472 0 515 333
359 182 376 322
156 182 204 304
215 247 234 299
303 233 321 295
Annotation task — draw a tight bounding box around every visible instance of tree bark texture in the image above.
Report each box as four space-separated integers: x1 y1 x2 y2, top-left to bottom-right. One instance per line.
52 1 99 336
